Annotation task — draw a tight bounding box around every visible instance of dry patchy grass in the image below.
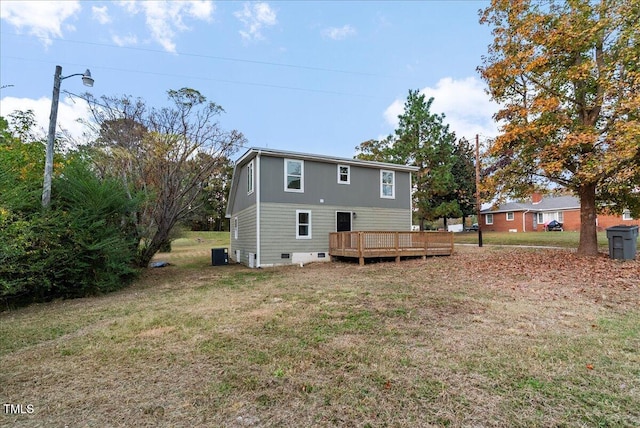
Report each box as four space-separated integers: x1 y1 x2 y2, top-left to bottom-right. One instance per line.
1 245 639 427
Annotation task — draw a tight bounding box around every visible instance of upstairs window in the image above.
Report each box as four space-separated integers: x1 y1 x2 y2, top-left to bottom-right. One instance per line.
247 160 254 194
285 159 304 192
380 170 395 199
337 165 350 184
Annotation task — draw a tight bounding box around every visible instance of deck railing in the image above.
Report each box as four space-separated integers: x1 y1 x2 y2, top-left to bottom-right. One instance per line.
329 231 453 265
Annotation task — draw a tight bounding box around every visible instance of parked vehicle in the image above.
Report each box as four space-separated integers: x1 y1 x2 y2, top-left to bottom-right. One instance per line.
465 223 479 232
545 220 564 231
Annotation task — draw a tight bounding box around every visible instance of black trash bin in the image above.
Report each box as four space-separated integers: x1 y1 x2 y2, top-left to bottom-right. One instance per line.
212 248 229 266
605 225 638 260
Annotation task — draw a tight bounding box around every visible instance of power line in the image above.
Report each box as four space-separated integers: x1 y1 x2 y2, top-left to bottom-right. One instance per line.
4 55 383 99
1 31 406 80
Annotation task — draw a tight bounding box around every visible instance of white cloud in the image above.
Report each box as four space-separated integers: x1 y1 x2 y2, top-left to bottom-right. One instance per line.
0 95 95 144
234 2 277 41
0 1 81 47
383 99 404 129
0 1 214 52
116 0 215 52
112 33 139 47
322 25 356 41
186 0 215 19
384 77 500 141
92 5 111 25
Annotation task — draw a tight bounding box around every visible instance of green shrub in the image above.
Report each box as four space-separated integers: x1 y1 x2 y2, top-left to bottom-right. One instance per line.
0 156 140 306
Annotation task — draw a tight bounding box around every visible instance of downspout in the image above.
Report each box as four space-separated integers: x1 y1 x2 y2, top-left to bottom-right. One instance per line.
256 150 261 268
523 210 530 232
409 170 413 229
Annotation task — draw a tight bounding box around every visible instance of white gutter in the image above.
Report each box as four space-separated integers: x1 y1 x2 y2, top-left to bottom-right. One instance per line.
256 150 261 268
523 210 530 232
239 147 420 173
409 171 414 229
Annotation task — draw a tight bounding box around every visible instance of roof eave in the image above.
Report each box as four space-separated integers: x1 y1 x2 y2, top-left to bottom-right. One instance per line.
236 147 419 172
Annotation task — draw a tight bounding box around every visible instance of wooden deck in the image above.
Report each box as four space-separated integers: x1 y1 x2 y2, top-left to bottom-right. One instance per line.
329 231 454 265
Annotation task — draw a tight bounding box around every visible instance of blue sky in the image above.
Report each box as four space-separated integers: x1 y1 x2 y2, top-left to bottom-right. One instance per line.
0 0 499 160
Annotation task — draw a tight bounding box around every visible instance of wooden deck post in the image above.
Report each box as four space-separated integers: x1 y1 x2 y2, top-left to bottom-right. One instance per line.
358 232 365 266
449 231 454 254
394 232 400 263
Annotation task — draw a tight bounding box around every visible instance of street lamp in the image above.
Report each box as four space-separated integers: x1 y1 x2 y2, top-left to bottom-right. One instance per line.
42 65 94 207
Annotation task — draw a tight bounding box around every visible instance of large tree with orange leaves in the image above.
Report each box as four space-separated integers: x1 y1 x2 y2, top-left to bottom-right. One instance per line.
478 0 640 256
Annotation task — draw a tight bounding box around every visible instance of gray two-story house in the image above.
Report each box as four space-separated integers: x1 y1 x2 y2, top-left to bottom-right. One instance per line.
225 148 419 267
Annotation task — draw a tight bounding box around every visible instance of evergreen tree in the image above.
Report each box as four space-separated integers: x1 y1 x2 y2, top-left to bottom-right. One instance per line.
356 90 465 229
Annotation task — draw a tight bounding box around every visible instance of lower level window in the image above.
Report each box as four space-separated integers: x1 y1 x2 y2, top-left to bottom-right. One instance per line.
296 210 312 239
485 213 494 225
233 217 238 239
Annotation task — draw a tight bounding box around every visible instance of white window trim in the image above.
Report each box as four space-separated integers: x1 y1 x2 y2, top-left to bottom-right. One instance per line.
557 212 564 222
296 210 312 239
537 212 544 224
380 170 395 199
622 210 633 220
506 212 514 221
247 160 254 195
284 159 304 193
233 217 238 240
486 213 494 225
337 164 350 184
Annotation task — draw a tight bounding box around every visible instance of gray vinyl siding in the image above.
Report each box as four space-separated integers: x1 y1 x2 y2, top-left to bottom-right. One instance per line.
258 202 411 266
227 149 416 267
229 205 257 264
259 156 411 209
230 160 257 214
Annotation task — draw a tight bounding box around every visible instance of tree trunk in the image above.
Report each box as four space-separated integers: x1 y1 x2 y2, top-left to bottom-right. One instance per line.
136 217 176 267
577 183 599 256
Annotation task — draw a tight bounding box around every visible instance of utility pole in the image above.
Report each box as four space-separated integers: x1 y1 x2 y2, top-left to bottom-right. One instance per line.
475 134 483 247
42 66 94 207
42 66 62 208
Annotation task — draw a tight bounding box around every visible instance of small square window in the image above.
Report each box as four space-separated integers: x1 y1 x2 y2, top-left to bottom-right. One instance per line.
506 212 514 221
337 165 350 184
622 210 633 220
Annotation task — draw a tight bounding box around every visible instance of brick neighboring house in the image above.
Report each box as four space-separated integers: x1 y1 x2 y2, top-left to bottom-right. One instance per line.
480 194 640 232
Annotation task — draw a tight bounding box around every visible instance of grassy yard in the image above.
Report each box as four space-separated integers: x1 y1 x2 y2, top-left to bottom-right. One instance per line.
453 230 632 250
1 232 639 427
